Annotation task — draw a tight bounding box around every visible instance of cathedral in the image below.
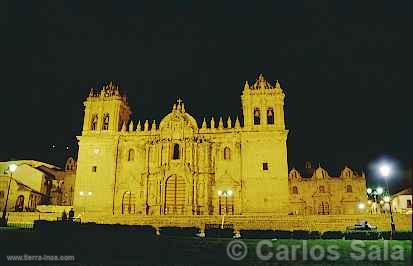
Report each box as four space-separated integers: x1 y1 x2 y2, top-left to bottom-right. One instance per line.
74 74 289 216
73 74 367 217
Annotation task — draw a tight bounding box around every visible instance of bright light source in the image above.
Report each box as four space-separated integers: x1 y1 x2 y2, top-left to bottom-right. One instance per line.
358 203 366 210
367 200 372 205
384 196 390 203
227 190 233 196
376 187 384 195
79 191 84 196
380 200 384 205
217 190 222 196
367 188 372 194
9 164 17 173
379 164 391 178
88 192 92 196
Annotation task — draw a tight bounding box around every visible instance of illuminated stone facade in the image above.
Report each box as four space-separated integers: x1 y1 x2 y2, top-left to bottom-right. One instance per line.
74 74 289 215
288 164 368 215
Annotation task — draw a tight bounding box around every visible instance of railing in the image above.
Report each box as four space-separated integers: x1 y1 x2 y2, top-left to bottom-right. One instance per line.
3 222 34 230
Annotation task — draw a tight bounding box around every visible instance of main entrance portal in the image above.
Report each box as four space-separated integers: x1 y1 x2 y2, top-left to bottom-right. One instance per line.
164 175 186 215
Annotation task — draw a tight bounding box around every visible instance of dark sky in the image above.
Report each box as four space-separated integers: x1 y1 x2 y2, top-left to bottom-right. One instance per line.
1 1 411 190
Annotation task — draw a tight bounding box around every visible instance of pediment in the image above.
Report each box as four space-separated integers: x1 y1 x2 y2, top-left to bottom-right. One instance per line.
159 111 198 139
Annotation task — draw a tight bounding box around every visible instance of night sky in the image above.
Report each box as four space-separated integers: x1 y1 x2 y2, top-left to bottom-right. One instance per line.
1 1 411 190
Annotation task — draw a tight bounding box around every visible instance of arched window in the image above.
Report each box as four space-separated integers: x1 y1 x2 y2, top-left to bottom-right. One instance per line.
267 108 274 125
319 185 325 193
224 147 231 160
346 185 352 193
128 149 135 161
173 144 180 160
91 114 98 130
15 195 24 212
253 108 261 125
292 186 298 194
102 113 110 130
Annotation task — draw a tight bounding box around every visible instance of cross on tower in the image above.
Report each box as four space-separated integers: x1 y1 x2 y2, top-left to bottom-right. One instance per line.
177 98 183 105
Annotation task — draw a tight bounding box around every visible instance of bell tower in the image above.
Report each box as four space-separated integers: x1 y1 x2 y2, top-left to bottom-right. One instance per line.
241 74 286 130
74 81 132 214
240 74 289 214
82 81 131 135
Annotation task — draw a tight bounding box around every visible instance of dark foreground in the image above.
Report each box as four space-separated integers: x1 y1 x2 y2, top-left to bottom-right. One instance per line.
0 228 411 266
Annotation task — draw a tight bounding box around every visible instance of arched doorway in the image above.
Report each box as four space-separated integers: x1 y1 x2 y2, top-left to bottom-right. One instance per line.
15 195 24 212
164 175 186 215
318 201 330 215
121 192 136 214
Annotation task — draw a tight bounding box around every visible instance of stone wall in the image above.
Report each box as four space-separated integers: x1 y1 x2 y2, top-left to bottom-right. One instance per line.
6 212 412 233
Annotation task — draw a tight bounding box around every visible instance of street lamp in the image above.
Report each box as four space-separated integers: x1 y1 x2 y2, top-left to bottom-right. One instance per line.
1 164 18 226
378 163 396 238
367 186 384 214
217 189 233 229
376 187 384 195
217 190 233 215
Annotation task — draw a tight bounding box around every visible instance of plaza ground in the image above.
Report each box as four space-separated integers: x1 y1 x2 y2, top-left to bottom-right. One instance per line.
0 229 411 266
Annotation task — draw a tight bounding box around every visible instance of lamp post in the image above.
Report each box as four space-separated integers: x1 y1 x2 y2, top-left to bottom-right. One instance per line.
217 190 233 229
379 163 396 239
1 164 17 226
367 186 383 214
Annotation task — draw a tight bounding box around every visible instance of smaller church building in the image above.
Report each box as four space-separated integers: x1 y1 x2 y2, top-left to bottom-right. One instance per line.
289 162 367 215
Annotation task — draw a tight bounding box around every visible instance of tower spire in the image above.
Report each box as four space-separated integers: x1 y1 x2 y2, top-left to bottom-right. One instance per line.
136 120 141 132
144 120 149 131
129 121 134 132
235 116 241 129
275 80 281 89
218 117 224 129
202 118 207 129
151 120 156 131
244 81 249 90
121 121 127 132
210 117 215 129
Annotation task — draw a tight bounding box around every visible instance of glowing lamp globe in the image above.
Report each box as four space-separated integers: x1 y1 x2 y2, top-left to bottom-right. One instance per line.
9 164 17 173
379 164 391 178
376 187 384 195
